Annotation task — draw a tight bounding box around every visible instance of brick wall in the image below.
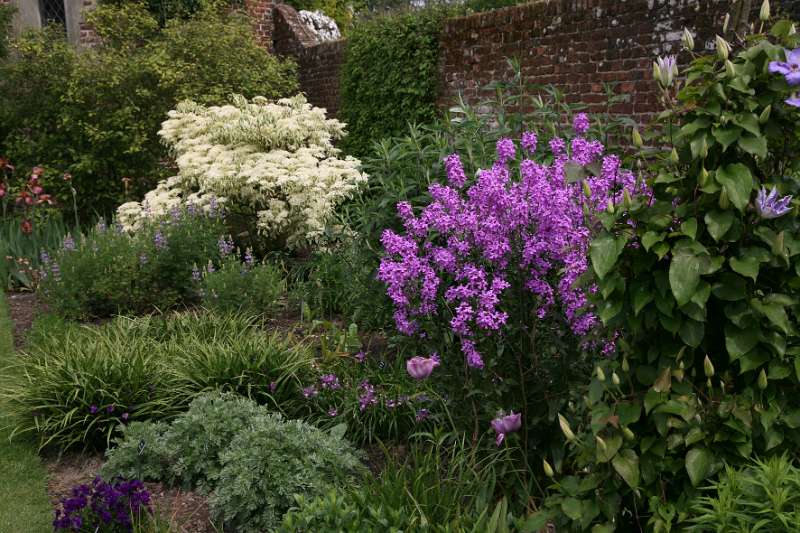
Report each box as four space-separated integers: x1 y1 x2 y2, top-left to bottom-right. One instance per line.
246 0 274 50
78 0 99 47
296 39 346 116
439 0 800 121
274 3 319 56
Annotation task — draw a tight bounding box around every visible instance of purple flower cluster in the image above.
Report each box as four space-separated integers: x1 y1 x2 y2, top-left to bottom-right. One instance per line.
378 121 644 368
153 230 167 251
320 373 342 390
218 235 235 257
53 477 151 532
358 380 378 411
62 234 76 251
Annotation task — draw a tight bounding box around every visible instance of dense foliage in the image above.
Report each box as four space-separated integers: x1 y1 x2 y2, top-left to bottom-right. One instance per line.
199 251 286 315
38 208 224 319
103 391 365 532
538 20 800 531
0 3 297 216
340 8 446 156
118 94 365 249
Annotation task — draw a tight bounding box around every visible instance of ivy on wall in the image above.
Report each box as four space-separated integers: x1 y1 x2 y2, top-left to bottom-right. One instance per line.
339 9 446 157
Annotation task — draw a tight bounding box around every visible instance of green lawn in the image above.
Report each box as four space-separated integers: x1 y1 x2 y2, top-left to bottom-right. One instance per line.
0 292 51 532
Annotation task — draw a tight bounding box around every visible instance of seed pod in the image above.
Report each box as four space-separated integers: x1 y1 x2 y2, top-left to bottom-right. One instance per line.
758 369 768 390
558 413 576 441
582 180 592 198
704 355 715 378
606 199 615 214
543 459 555 478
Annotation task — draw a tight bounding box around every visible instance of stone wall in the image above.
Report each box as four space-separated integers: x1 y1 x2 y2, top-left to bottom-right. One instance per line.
296 39 346 116
438 0 800 121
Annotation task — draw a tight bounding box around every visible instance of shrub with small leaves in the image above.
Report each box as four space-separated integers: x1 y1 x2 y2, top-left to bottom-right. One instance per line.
199 250 286 316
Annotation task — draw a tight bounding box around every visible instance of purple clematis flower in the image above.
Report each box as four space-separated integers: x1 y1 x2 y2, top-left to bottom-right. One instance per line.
755 186 793 219
769 48 800 86
406 355 440 380
786 95 800 108
491 412 522 446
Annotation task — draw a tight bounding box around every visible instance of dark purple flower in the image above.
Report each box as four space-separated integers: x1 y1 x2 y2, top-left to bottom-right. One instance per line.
755 186 793 219
89 405 98 414
358 381 377 411
415 408 430 422
62 234 76 251
268 381 277 393
191 265 201 282
218 235 235 257
153 230 167 250
320 373 341 390
121 412 130 422
491 411 522 446
769 48 800 85
328 407 338 417
355 351 367 363
106 405 114 414
302 385 318 398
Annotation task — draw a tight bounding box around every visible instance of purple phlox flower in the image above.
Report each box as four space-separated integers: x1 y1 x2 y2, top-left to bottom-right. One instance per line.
755 186 793 219
415 408 430 422
320 373 341 390
491 411 522 446
769 48 800 86
573 113 590 135
496 138 516 163
218 235 235 257
62 234 76 251
89 405 98 414
445 153 468 188
169 206 181 221
302 385 318 398
521 131 538 153
153 230 167 250
327 407 338 417
406 355 440 380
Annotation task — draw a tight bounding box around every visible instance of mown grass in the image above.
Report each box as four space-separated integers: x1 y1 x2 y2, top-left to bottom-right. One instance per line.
0 291 51 532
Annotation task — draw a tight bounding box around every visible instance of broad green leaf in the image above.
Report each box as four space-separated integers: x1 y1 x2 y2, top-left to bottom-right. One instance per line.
670 252 701 306
641 231 663 251
704 210 734 241
732 113 760 136
561 498 583 521
751 300 790 334
739 350 769 372
716 163 753 212
679 319 705 348
590 232 626 280
612 449 640 488
596 434 623 463
737 134 768 159
685 447 713 486
712 273 748 301
632 287 653 316
681 218 698 240
711 127 741 150
725 325 760 360
730 256 759 282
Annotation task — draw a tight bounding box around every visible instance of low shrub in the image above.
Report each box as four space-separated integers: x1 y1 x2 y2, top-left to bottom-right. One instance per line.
103 391 365 532
687 455 800 532
0 213 71 290
199 251 286 316
3 312 311 450
38 208 224 319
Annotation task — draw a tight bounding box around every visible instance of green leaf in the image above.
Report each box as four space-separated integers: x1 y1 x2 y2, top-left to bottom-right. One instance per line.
681 218 698 240
670 252 701 306
641 231 663 252
712 273 748 301
732 113 760 136
561 498 583 521
590 232 626 280
725 325 760 361
751 300 790 334
685 447 713 486
632 285 654 316
711 127 741 150
737 134 768 159
704 210 734 242
612 449 640 488
729 256 759 282
596 434 623 463
679 319 705 348
716 163 753 212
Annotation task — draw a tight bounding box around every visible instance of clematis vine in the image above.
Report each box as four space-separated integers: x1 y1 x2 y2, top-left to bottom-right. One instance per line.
406 355 440 380
755 186 793 219
653 55 678 89
491 412 522 446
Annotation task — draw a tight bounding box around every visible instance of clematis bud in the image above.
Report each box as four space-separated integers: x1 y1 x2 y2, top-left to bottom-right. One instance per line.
725 60 736 78
606 199 615 214
596 366 606 382
760 0 770 21
759 105 771 124
558 413 576 441
623 427 635 440
623 189 632 209
670 148 680 164
719 189 731 209
621 358 630 372
582 180 592 199
790 24 797 36
612 372 621 386
707 378 713 389
682 28 695 51
723 14 730 34
596 435 608 452
704 355 715 378
632 128 644 148
543 459 555 478
699 167 709 186
758 369 768 390
716 35 731 60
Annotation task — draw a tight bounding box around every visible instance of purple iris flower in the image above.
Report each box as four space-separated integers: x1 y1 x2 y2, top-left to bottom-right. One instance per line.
355 351 367 363
415 408 430 422
320 373 341 390
406 355 439 380
769 48 800 86
302 385 318 398
327 407 338 417
491 411 522 446
755 186 793 219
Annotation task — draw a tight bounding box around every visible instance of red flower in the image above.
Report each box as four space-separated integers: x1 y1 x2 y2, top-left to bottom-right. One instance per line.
20 219 32 234
31 166 44 177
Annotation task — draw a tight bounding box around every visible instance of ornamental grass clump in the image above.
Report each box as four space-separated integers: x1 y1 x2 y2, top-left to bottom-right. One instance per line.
378 119 646 443
118 94 367 249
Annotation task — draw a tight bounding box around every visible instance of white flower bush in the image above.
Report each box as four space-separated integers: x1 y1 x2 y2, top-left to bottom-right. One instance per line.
117 94 366 248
